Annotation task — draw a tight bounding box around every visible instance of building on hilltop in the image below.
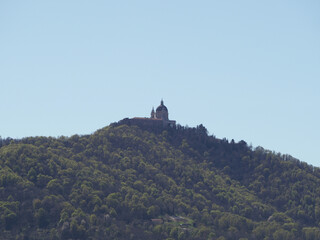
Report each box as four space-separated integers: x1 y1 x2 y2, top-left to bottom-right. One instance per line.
120 100 176 128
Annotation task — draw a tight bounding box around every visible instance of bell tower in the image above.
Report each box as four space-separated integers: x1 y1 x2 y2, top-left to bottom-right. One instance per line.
151 107 155 119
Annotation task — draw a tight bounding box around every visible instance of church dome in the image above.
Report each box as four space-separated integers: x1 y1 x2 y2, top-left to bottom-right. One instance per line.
156 100 168 112
155 100 168 120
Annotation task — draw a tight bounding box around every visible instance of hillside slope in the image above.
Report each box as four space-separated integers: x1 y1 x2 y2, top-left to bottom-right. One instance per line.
0 124 319 239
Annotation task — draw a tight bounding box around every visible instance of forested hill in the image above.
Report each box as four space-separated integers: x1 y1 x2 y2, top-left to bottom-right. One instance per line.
0 124 320 240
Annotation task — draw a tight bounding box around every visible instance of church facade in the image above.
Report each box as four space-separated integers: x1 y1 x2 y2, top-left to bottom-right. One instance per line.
121 100 176 128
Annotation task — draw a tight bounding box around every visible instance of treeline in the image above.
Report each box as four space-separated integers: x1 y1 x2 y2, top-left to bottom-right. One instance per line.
0 124 319 239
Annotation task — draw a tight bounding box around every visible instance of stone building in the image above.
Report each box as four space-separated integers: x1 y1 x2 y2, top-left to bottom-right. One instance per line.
120 100 176 128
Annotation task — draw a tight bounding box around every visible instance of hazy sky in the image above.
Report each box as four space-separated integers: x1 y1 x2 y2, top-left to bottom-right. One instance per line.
1 1 319 166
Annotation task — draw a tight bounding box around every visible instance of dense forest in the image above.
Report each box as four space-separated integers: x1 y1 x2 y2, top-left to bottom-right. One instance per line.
0 122 320 239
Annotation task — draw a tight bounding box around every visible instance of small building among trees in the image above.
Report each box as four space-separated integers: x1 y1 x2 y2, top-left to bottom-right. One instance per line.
120 100 176 128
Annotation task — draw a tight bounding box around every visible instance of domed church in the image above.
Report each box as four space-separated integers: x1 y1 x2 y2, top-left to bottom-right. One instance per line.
123 100 176 128
151 100 169 121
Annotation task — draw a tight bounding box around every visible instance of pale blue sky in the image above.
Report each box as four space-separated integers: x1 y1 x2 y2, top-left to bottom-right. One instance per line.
1 1 319 166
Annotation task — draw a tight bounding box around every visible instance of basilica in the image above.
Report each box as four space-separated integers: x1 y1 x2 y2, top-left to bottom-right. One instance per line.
149 100 176 127
121 100 176 128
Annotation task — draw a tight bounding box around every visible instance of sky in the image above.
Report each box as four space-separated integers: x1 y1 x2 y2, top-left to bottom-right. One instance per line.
0 1 319 166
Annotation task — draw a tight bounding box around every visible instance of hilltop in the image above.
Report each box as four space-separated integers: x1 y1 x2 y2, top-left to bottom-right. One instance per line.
0 123 320 240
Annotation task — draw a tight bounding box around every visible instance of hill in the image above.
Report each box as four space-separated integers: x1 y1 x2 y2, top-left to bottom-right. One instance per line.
0 123 320 239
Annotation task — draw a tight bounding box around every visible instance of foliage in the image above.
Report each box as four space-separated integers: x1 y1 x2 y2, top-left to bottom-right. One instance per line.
0 123 319 239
